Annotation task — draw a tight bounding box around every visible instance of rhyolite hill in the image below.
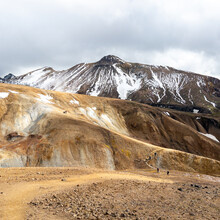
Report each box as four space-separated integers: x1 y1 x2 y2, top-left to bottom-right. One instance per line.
0 83 219 176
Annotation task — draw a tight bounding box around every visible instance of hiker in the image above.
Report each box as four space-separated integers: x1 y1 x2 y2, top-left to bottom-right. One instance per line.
167 171 169 175
154 152 157 157
157 168 159 173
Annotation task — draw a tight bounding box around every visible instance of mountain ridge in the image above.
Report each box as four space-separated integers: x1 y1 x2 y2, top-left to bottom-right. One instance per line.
1 55 220 114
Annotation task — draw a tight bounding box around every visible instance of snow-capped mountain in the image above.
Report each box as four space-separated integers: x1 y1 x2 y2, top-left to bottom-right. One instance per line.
2 55 220 113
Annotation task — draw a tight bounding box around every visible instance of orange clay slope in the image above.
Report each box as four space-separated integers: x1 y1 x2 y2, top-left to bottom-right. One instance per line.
0 83 219 176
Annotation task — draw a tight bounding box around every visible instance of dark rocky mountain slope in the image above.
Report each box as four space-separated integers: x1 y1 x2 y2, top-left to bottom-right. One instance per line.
2 55 220 114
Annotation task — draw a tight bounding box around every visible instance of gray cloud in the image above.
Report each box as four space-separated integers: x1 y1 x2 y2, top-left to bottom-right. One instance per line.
0 0 220 79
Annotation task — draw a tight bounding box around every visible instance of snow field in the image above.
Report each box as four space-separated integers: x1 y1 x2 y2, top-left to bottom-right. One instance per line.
0 92 9 98
35 94 53 104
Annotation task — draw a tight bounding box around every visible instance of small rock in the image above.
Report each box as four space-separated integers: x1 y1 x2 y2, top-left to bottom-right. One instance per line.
61 178 66 182
104 211 109 215
30 201 37 206
111 213 116 217
178 188 183 191
191 184 200 188
120 213 126 217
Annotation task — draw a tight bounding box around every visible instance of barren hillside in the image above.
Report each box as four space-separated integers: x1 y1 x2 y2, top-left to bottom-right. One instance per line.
0 83 220 176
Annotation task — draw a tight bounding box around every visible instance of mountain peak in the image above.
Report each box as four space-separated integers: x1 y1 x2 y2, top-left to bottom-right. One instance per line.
97 55 125 65
2 56 220 115
1 73 15 81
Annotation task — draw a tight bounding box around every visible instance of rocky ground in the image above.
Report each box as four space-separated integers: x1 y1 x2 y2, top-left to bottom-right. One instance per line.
0 167 219 220
28 179 220 220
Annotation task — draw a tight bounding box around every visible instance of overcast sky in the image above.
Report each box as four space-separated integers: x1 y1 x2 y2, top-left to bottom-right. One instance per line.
0 0 220 79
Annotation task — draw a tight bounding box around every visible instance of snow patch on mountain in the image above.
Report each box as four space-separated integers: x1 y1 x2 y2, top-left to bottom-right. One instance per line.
149 68 166 102
114 65 141 99
193 109 199 113
163 72 187 104
196 78 206 88
36 94 53 104
8 90 19 94
204 95 216 107
146 70 187 104
188 89 193 104
199 132 219 143
164 112 170 116
89 68 104 96
17 68 51 86
0 92 9 98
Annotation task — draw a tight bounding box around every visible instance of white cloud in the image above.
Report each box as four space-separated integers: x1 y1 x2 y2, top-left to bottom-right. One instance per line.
0 0 220 79
148 49 219 78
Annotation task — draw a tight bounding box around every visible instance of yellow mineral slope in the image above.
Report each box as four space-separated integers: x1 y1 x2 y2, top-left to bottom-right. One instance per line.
0 83 219 175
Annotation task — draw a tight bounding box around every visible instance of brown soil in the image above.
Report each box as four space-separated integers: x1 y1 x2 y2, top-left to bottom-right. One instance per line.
0 167 219 220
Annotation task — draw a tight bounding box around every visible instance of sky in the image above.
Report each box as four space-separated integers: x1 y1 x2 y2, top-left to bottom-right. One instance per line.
0 0 220 79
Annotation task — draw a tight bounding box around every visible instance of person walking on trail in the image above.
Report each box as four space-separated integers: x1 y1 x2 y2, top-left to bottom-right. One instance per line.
167 171 170 175
157 168 159 173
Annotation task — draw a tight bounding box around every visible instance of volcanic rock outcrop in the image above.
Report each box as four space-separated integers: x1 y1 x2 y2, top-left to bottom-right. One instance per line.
0 83 220 175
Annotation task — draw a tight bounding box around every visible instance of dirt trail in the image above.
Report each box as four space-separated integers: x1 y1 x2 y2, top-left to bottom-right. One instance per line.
0 170 173 220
